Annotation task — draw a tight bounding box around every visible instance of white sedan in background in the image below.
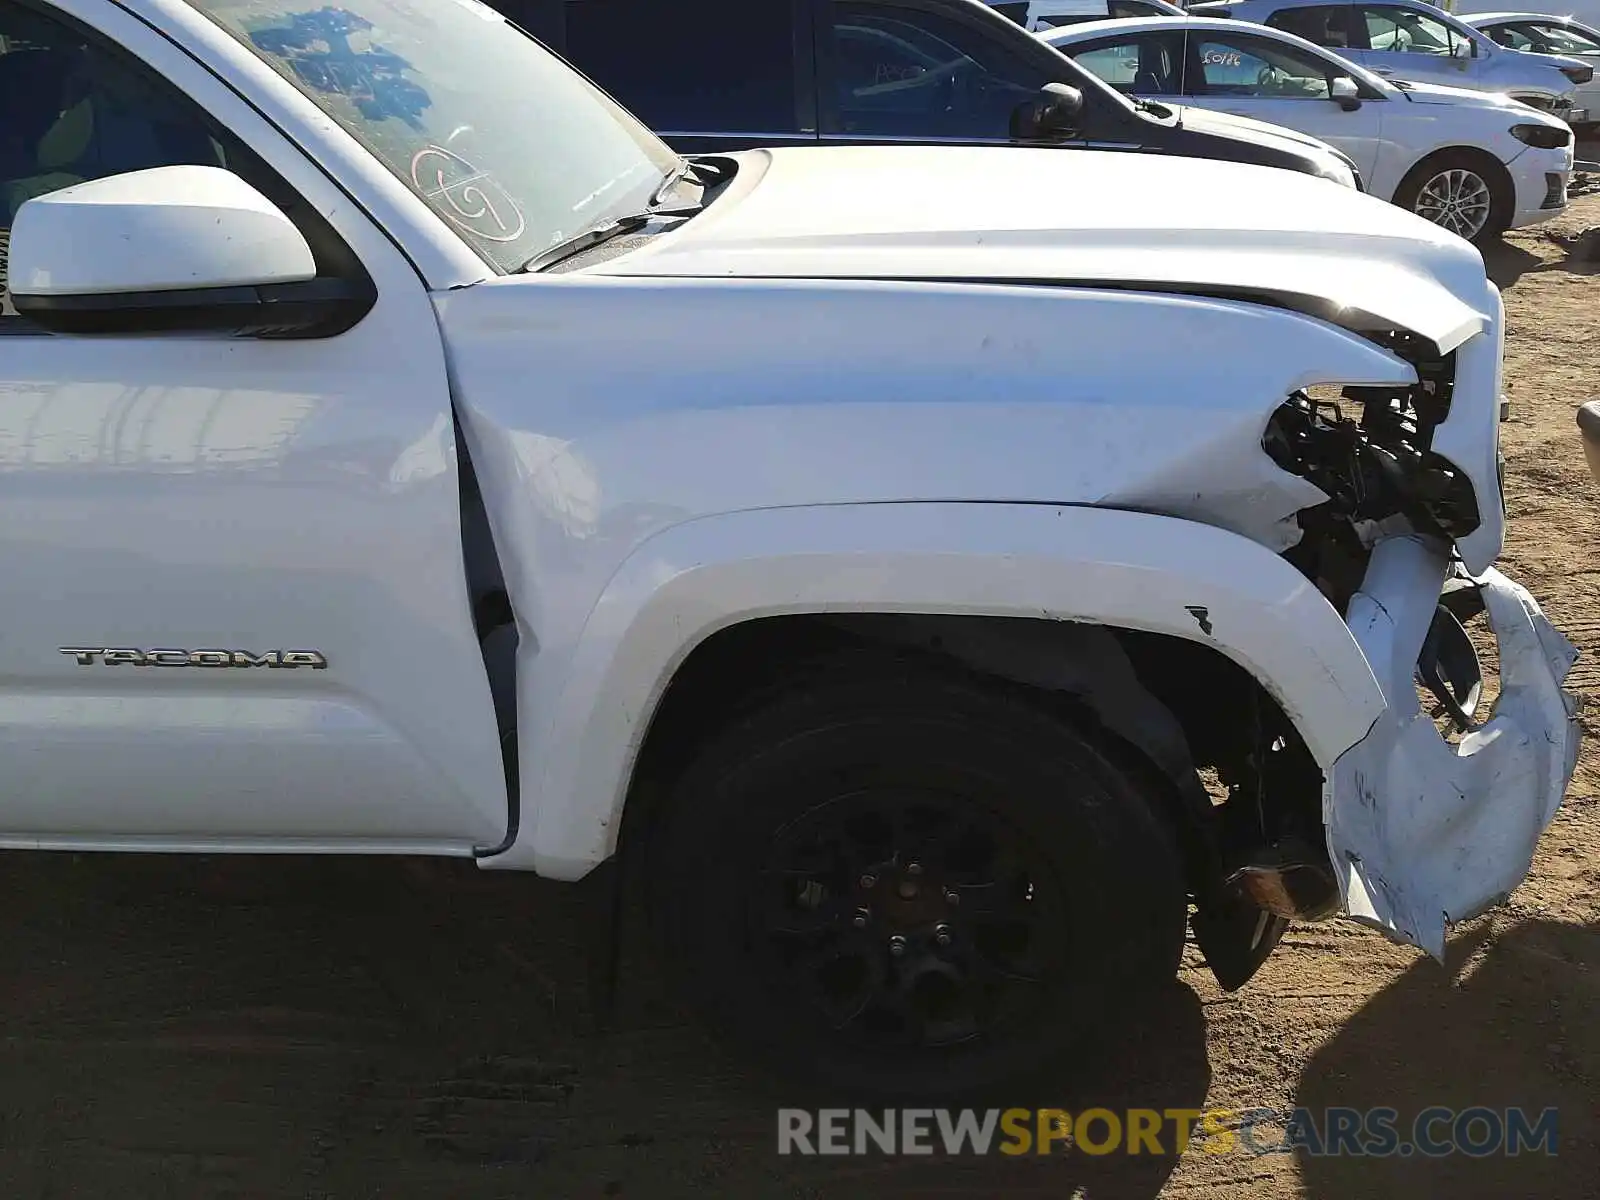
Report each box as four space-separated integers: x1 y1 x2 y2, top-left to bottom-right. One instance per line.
1043 17 1575 241
1465 11 1600 129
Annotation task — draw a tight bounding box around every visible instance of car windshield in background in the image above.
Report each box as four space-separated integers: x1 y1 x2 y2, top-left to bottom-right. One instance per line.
1538 24 1600 54
1197 36 1334 95
181 0 680 271
1498 21 1600 55
1364 5 1470 55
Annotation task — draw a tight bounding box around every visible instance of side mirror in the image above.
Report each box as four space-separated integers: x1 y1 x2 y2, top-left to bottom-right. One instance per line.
1452 37 1475 59
9 165 370 337
1011 82 1085 142
1330 75 1362 109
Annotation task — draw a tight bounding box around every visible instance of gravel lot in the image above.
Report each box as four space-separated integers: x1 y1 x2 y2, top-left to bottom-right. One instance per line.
2 190 1598 1200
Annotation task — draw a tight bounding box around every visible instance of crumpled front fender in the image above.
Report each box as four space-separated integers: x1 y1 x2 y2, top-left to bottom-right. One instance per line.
1325 535 1582 958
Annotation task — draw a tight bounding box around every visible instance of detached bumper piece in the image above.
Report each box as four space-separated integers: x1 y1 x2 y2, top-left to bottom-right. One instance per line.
1324 535 1581 959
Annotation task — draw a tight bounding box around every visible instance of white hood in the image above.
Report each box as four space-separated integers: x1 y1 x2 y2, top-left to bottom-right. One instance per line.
592 146 1494 352
1394 76 1568 116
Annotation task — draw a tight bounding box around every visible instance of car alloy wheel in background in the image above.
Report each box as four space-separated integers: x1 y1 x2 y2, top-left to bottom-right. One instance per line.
1414 166 1495 240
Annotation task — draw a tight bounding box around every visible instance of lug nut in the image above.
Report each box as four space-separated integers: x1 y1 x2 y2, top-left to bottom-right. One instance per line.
888 935 908 957
860 873 877 889
944 889 960 907
906 861 923 877
853 909 870 929
934 924 952 947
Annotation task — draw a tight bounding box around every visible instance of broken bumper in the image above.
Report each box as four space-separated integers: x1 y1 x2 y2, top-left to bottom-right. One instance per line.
1323 535 1581 959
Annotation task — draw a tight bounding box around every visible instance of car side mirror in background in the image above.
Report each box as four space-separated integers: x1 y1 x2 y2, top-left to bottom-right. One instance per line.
1012 83 1085 142
1331 76 1362 110
8 164 371 338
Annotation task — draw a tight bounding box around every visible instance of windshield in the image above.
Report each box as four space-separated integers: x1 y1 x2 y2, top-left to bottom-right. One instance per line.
182 0 680 272
1508 21 1600 55
1363 6 1471 55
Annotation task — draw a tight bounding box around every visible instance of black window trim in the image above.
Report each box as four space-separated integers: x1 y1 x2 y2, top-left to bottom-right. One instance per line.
794 0 819 133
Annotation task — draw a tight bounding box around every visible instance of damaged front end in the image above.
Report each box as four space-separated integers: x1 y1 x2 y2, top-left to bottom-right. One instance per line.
1330 540 1580 957
1240 310 1582 962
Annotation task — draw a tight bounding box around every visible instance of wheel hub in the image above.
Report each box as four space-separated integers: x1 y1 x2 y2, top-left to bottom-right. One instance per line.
752 796 1060 1048
1415 168 1492 239
862 860 950 931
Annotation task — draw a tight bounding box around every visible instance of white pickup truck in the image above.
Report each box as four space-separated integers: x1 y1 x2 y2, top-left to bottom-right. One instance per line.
0 0 1580 1097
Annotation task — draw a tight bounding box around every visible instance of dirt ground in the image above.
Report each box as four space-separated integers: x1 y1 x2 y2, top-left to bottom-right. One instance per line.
5 194 1600 1200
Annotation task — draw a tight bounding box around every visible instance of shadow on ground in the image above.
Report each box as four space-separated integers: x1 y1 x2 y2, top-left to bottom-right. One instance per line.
1483 238 1545 289
0 853 1209 1199
1484 226 1600 290
1294 918 1599 1199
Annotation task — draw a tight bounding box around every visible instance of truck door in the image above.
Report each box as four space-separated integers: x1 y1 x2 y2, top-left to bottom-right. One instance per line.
0 0 510 849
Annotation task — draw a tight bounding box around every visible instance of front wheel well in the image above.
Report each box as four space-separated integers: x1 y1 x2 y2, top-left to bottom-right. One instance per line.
619 613 1327 908
1394 146 1515 237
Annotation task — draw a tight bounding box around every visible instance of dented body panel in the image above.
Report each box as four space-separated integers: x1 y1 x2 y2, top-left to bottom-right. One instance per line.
439 279 1409 871
436 150 1577 954
459 502 1389 878
0 0 1576 969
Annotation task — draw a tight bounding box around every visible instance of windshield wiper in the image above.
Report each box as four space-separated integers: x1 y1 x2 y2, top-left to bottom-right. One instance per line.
652 156 735 204
651 159 701 206
519 201 703 274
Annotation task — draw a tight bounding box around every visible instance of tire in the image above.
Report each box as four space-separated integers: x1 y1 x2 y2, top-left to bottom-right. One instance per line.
647 658 1188 1101
1393 150 1512 246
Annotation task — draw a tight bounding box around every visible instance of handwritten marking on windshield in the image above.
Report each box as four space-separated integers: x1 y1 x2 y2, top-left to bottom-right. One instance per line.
874 62 928 83
411 145 525 242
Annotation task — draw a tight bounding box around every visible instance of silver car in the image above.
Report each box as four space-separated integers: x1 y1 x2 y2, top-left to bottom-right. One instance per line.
1190 0 1591 119
1465 11 1600 129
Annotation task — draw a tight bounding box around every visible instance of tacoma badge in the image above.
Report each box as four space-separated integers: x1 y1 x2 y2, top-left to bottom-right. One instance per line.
59 648 329 669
